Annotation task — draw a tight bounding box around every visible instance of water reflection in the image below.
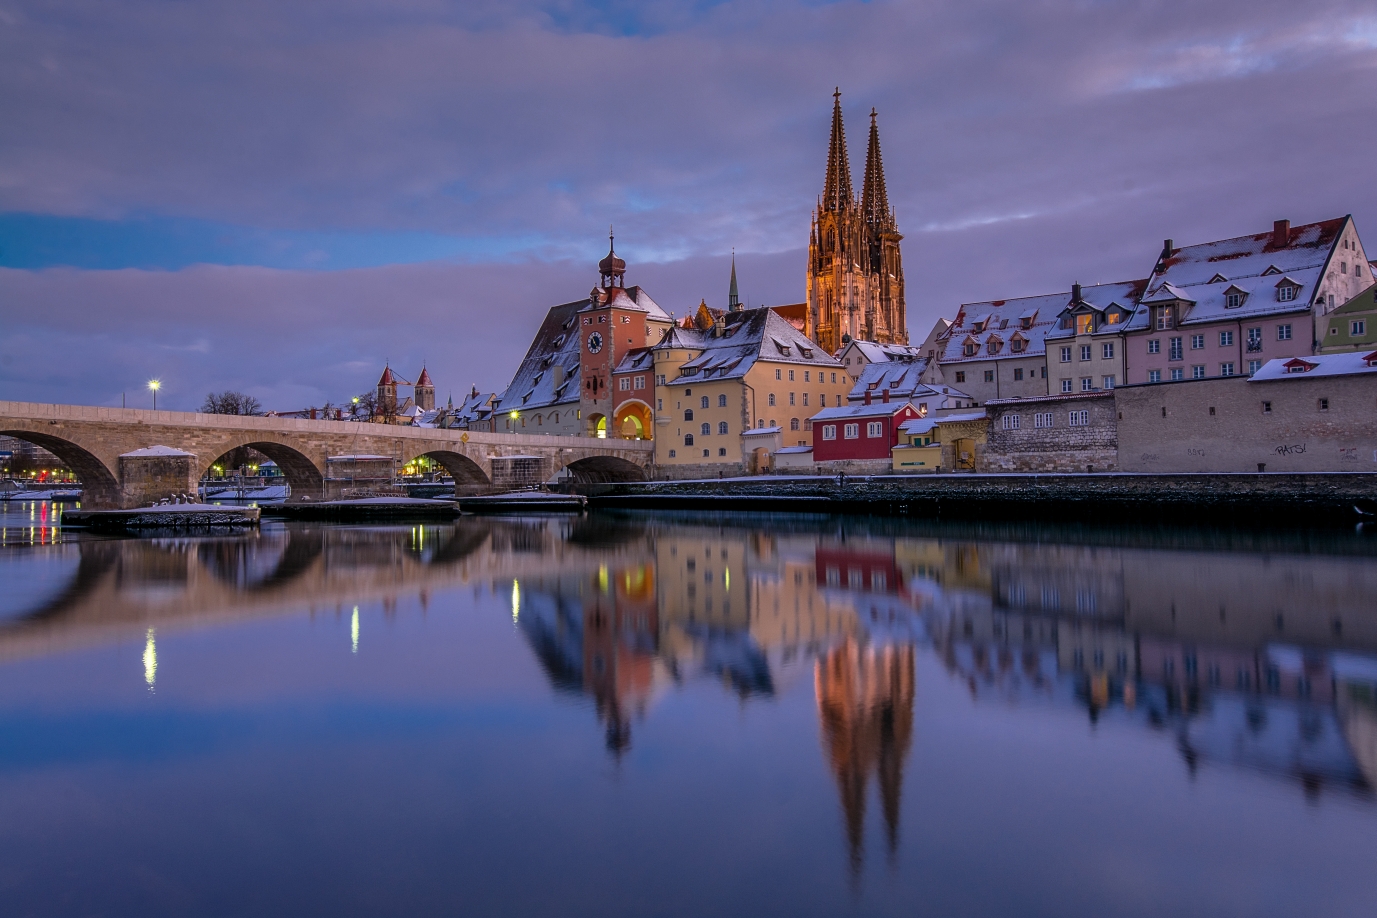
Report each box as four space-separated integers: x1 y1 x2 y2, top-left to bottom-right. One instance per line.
1 510 1376 894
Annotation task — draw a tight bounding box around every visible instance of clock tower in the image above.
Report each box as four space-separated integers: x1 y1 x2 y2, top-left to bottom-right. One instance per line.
579 231 658 437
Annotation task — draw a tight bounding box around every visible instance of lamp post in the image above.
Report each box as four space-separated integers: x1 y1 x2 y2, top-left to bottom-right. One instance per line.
148 379 161 410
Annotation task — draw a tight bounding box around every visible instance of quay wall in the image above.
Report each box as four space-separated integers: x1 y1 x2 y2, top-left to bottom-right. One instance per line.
581 472 1377 527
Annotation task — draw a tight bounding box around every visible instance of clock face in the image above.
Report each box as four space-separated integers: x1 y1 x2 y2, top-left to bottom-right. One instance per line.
587 332 604 354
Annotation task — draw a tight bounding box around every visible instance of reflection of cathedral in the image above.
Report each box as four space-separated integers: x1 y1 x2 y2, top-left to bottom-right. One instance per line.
815 638 916 876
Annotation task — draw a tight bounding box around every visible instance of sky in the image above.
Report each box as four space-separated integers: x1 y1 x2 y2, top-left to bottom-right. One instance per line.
3 0 1377 411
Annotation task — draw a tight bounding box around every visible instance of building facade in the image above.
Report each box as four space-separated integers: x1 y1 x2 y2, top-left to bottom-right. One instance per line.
805 92 906 355
1043 281 1147 395
1319 283 1377 354
811 397 923 472
982 391 1117 473
930 291 1062 405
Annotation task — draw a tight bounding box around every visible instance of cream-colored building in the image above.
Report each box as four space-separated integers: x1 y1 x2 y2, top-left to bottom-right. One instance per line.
652 307 851 476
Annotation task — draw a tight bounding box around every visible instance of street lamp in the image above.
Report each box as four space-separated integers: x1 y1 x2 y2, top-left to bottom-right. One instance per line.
148 379 161 410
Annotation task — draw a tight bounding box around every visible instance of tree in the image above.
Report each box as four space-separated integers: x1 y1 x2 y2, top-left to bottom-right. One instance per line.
201 391 263 415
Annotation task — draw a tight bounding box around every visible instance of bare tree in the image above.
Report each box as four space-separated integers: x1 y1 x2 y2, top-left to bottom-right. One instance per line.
201 391 263 415
353 392 378 421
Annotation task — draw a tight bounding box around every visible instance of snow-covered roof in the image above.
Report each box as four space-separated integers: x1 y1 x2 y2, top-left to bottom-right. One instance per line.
120 445 194 458
660 307 841 385
897 417 939 436
775 446 813 454
493 299 585 413
846 360 931 400
741 426 782 436
612 347 655 374
1124 217 1345 331
938 288 1069 365
933 410 988 425
841 340 926 363
1249 351 1377 381
810 401 919 421
984 390 1113 406
577 284 671 320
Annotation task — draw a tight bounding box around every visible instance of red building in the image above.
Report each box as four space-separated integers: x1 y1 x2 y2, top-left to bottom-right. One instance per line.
810 394 921 463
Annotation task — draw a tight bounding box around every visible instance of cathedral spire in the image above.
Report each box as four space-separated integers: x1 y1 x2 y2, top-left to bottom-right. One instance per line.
861 108 892 230
728 249 741 311
821 88 854 213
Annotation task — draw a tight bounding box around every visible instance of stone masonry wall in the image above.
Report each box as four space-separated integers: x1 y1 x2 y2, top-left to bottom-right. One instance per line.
983 392 1117 472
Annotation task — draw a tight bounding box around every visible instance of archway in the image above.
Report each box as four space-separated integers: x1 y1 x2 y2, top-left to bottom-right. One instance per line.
588 414 607 439
202 440 325 502
0 429 120 508
404 450 493 497
562 455 649 485
613 401 653 440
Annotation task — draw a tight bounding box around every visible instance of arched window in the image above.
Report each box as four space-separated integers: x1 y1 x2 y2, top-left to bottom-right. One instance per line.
768 393 776 406
536 415 542 426
718 421 728 435
684 409 694 421
684 434 694 446
700 396 709 409
718 394 727 407
790 418 800 430
553 413 559 424
701 423 710 436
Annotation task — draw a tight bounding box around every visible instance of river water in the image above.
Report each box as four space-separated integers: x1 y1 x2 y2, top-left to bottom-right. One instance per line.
1 500 1376 917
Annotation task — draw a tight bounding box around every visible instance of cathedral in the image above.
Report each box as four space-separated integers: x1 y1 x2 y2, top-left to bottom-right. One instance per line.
806 91 907 355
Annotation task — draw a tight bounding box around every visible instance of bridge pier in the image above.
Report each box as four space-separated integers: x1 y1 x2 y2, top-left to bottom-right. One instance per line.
118 447 200 507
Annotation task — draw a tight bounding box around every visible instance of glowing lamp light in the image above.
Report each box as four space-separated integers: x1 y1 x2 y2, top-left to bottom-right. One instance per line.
147 378 162 409
509 410 519 418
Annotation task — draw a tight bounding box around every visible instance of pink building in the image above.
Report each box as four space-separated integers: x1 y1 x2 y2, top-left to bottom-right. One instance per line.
1123 217 1372 384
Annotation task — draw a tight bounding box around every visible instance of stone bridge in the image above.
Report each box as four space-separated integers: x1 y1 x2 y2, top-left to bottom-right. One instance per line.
0 400 653 508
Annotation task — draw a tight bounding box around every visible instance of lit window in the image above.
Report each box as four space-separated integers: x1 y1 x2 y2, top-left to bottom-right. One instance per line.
1156 305 1174 329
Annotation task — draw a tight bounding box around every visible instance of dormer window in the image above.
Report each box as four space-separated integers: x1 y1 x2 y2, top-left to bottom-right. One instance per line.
1277 283 1298 302
1105 310 1122 325
1076 314 1095 335
1022 317 1033 329
963 341 978 357
1364 351 1377 368
1010 338 1025 354
1155 305 1174 330
1059 314 1073 330
1284 358 1315 373
1209 273 1228 284
986 338 1003 355
1224 285 1247 309
1262 265 1282 276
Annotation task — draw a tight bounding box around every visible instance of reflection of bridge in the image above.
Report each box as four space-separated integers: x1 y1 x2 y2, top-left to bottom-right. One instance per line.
0 400 652 507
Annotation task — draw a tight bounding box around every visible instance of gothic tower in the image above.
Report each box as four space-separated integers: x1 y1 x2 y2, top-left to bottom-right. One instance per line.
806 92 907 354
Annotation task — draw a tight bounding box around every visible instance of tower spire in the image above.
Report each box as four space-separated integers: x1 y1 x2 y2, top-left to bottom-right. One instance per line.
728 249 741 311
861 107 892 230
822 88 854 213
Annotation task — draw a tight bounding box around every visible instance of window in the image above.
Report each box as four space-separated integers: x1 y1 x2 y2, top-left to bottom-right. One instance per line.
618 378 630 391
790 418 799 431
955 371 966 383
1170 368 1184 381
1156 305 1174 329
703 449 709 457
701 423 710 436
669 449 677 458
867 421 883 438
1342 262 1349 274
685 389 692 395
684 409 694 421
788 370 795 381
830 373 837 383
1103 375 1115 389
1354 320 1368 336
1278 285 1297 302
822 424 837 440
1220 362 1235 377
1060 346 1072 363
1225 292 1242 309
684 434 694 446
1102 343 1115 359
789 392 796 406
1002 414 1021 430
1192 365 1205 379
820 394 826 407
1011 339 1024 353
1081 377 1093 391
634 376 645 390
1246 327 1262 346
1034 412 1053 428
1148 369 1161 383
1169 337 1183 360
1219 331 1234 347
700 396 709 409
984 370 994 383
657 375 666 385
1262 401 1272 413
1248 359 1262 375
964 342 978 357
1080 345 1092 361
1319 398 1330 411
1148 339 1160 354
718 394 727 407
1061 379 1073 393
1077 314 1095 335
718 421 728 435
1041 366 1047 378
804 371 810 382
1068 410 1090 427
1278 324 1292 340
802 393 809 406
1014 368 1024 381
718 448 727 457
1191 334 1205 350
767 394 775 406
843 423 859 439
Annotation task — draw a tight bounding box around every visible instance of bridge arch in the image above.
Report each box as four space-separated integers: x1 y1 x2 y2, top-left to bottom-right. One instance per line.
403 450 492 496
561 455 648 485
202 440 324 501
0 429 120 507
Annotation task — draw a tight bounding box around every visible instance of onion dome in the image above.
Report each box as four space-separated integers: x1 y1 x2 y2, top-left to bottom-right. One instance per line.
598 226 626 287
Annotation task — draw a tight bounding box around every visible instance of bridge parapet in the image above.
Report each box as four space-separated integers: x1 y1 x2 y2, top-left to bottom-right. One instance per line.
0 400 653 508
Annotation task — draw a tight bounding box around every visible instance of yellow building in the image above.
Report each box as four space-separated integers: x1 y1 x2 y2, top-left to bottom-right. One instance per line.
652 307 851 476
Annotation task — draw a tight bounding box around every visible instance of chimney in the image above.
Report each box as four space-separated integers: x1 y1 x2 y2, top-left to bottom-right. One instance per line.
1273 219 1290 248
882 388 890 403
1071 282 1082 303
864 389 872 405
